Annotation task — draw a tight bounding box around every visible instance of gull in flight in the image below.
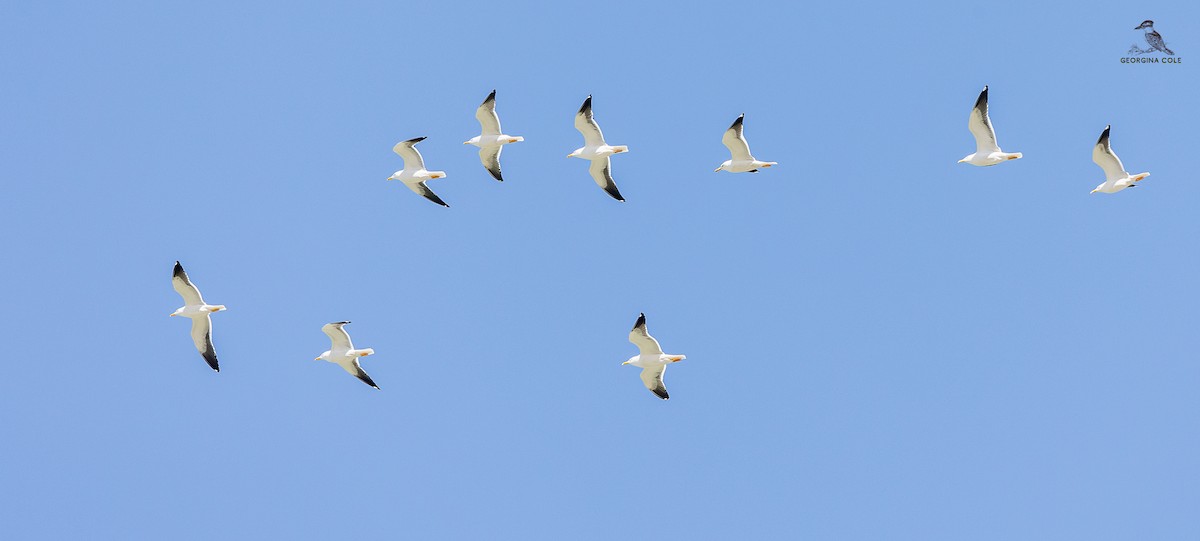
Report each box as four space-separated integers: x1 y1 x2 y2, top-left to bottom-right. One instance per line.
315 321 380 389
388 137 450 207
1090 125 1149 194
169 261 226 372
464 90 524 181
715 114 777 173
623 313 686 400
568 95 628 202
958 86 1023 166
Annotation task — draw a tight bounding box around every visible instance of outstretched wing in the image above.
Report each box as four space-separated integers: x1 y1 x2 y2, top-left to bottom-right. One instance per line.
968 86 1001 154
639 365 669 400
405 181 449 207
628 313 663 356
721 114 753 161
479 146 503 181
588 158 624 202
574 95 607 147
1092 125 1129 182
322 321 354 350
476 90 502 135
339 359 379 389
172 261 204 305
190 314 219 372
392 137 428 170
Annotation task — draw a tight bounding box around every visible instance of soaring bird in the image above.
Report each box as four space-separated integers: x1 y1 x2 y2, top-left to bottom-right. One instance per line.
315 321 380 389
464 90 524 181
169 261 226 372
715 114 777 173
622 313 686 400
958 86 1023 166
388 137 450 207
1090 125 1150 194
568 95 629 202
1135 20 1174 55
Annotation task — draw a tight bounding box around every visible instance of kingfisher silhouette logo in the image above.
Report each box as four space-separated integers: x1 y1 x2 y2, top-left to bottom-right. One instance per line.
1123 20 1181 64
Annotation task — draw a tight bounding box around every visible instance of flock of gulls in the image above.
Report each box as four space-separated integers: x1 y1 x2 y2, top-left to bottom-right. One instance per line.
171 86 1153 399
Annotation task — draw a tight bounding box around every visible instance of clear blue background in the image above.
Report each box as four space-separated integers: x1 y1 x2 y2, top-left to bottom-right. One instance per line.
1 1 1196 538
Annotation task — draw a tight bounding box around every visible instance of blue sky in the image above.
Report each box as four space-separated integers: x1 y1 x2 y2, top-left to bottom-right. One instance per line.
1 1 1197 538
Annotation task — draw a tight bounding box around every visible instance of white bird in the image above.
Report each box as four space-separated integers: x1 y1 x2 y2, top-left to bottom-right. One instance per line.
568 95 628 202
715 114 777 173
315 321 380 389
388 137 450 207
169 261 226 372
958 86 1023 166
1091 125 1150 194
622 313 686 400
464 90 524 181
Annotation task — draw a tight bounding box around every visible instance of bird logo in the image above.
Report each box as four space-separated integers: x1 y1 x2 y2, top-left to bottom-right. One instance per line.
1130 20 1175 56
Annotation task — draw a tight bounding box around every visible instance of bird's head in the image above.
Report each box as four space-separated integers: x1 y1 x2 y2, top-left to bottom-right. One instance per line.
386 171 401 181
315 351 330 361
1136 20 1154 30
715 160 731 172
567 148 582 159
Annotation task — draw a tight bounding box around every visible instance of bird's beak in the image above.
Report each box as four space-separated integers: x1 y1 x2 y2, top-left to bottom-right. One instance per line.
1090 189 1098 194
314 356 321 361
713 167 722 172
169 313 176 317
463 141 470 145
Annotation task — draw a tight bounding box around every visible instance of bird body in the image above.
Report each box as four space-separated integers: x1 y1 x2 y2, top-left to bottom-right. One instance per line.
716 114 777 173
623 313 686 400
464 90 524 181
169 261 225 372
1090 125 1149 194
959 86 1023 166
568 95 628 201
315 321 380 389
388 137 450 207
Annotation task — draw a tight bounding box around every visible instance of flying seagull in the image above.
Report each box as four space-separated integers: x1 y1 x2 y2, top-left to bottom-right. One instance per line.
169 261 226 372
568 95 629 202
315 321 380 389
388 137 450 207
958 86 1023 166
464 90 524 181
715 114 777 173
1090 125 1149 194
622 313 686 400
1135 20 1174 55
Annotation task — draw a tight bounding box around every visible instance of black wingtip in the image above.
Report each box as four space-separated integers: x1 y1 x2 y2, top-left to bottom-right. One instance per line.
203 352 219 372
604 183 625 202
173 261 185 277
730 114 744 129
652 388 669 400
404 136 427 144
1098 125 1111 145
484 89 496 103
974 86 988 109
579 95 593 114
333 320 351 325
634 312 646 329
